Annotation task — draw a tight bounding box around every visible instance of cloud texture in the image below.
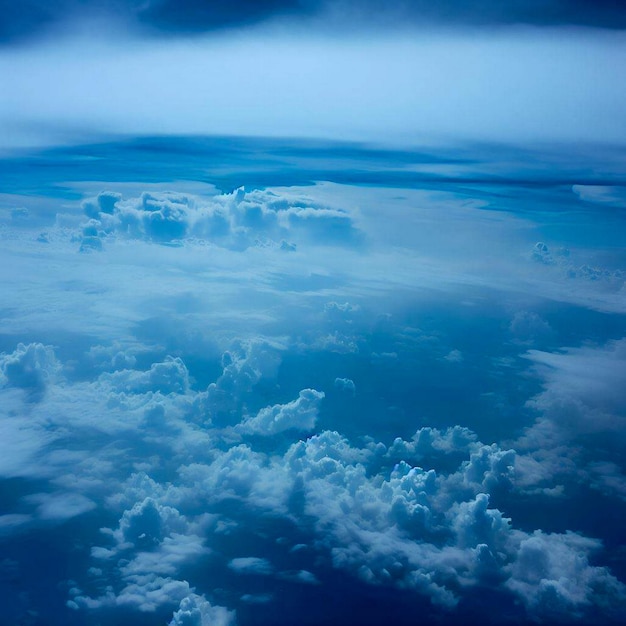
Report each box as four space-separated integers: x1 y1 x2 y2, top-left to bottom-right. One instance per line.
1 138 625 625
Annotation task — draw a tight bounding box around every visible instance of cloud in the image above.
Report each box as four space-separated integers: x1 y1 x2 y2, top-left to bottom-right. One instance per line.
386 426 478 465
0 342 59 400
511 339 626 498
507 531 626 622
1 149 625 626
169 593 235 626
0 409 52 478
73 496 213 614
573 185 626 208
3 333 621 624
77 189 360 252
27 491 97 521
3 30 626 148
276 569 320 585
530 242 624 288
228 557 274 576
71 575 195 613
236 388 324 435
523 338 626 440
509 311 553 343
334 377 355 393
102 356 190 395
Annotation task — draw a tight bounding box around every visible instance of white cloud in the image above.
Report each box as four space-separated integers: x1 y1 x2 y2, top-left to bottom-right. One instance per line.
236 389 324 435
28 491 96 521
102 356 190 395
169 593 235 626
1 170 625 626
334 377 355 393
507 531 625 621
520 338 626 447
2 30 626 146
76 188 360 251
0 342 60 400
228 557 274 576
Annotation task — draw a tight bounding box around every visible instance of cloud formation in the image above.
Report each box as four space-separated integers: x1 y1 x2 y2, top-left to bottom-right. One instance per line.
1 140 625 626
78 189 360 251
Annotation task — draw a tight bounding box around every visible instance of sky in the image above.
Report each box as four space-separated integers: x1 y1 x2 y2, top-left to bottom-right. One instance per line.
1 0 626 147
1 2 626 626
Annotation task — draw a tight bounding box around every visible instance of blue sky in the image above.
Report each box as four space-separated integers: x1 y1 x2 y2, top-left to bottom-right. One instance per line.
1 2 626 626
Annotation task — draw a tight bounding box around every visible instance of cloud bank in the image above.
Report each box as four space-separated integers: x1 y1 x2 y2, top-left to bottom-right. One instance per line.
1 141 625 625
1 27 625 147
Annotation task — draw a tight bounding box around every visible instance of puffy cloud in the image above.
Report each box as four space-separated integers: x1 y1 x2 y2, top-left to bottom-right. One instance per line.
385 426 478 465
72 575 195 613
449 493 512 551
509 310 553 342
334 377 355 393
530 242 624 288
102 356 190 395
77 188 361 252
442 349 463 363
507 531 626 622
113 497 189 550
228 557 274 576
199 342 282 427
74 497 212 614
169 593 235 626
0 342 59 400
177 445 292 512
236 389 324 435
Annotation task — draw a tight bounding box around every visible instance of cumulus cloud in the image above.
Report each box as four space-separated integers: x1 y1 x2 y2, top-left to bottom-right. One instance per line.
169 593 235 626
77 188 360 252
102 356 190 395
530 242 624 288
198 342 282 427
509 310 553 342
236 389 324 435
386 426 478 465
0 342 59 400
73 496 213 615
1 165 625 626
5 335 621 624
507 531 626 622
228 557 274 576
334 376 355 393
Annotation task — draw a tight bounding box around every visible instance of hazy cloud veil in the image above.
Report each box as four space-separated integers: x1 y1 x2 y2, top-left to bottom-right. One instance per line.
1 2 625 625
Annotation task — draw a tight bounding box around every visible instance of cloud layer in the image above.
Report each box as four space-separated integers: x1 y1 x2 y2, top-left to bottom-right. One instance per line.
1 140 625 625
